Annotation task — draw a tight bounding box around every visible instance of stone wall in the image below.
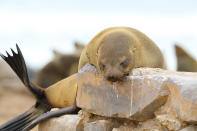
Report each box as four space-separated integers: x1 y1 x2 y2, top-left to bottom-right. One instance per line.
39 64 197 131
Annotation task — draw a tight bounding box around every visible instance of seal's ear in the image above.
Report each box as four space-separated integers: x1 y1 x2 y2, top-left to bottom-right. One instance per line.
52 49 62 57
74 42 85 50
129 47 136 54
132 47 136 52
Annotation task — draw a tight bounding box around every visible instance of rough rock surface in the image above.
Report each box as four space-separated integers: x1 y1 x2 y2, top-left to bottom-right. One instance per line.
179 125 197 131
155 73 197 130
39 65 197 131
167 76 197 123
84 120 116 131
133 119 167 131
39 115 83 131
77 64 169 121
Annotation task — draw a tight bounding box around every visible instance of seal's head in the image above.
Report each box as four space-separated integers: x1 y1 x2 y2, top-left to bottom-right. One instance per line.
97 31 136 82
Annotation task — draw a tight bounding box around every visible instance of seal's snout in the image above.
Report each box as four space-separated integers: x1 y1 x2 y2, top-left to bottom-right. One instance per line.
106 74 122 82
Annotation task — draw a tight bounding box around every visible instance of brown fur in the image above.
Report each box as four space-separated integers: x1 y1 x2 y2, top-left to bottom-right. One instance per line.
34 42 84 88
79 27 165 82
175 44 197 72
34 54 79 88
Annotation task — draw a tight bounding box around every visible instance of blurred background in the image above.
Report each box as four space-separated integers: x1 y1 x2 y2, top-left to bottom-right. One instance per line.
0 0 197 70
0 0 197 130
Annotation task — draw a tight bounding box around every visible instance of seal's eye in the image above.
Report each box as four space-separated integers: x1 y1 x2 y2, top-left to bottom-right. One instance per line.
120 59 130 68
99 63 105 70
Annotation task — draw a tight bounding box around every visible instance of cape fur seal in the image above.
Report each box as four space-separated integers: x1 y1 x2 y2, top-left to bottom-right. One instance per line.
0 27 165 130
34 42 84 88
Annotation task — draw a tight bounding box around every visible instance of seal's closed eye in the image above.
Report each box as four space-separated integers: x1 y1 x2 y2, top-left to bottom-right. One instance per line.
120 59 130 68
99 62 105 70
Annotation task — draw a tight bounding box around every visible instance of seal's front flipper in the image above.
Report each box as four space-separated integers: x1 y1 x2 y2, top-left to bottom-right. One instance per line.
23 103 80 131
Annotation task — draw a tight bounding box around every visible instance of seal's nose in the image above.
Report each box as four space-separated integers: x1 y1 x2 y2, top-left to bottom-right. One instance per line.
107 74 119 82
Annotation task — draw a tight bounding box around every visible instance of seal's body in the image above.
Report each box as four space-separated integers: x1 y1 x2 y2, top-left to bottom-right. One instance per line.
34 54 79 88
0 27 165 131
34 42 84 88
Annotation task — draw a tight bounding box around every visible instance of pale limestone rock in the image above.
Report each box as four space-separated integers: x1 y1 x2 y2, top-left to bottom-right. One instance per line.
154 71 197 130
179 125 197 131
77 65 197 123
112 126 134 131
77 64 169 121
155 73 197 126
156 114 181 130
129 75 168 121
112 119 166 131
155 95 184 131
84 120 115 131
39 115 83 131
166 76 197 123
134 119 166 131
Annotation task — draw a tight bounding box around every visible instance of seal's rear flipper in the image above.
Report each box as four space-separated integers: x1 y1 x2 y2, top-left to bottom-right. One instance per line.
0 44 52 130
0 102 51 131
0 44 44 99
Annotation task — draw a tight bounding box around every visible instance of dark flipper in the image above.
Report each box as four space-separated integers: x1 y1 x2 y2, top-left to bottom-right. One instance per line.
0 44 44 99
0 102 51 131
23 104 80 131
0 45 52 130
